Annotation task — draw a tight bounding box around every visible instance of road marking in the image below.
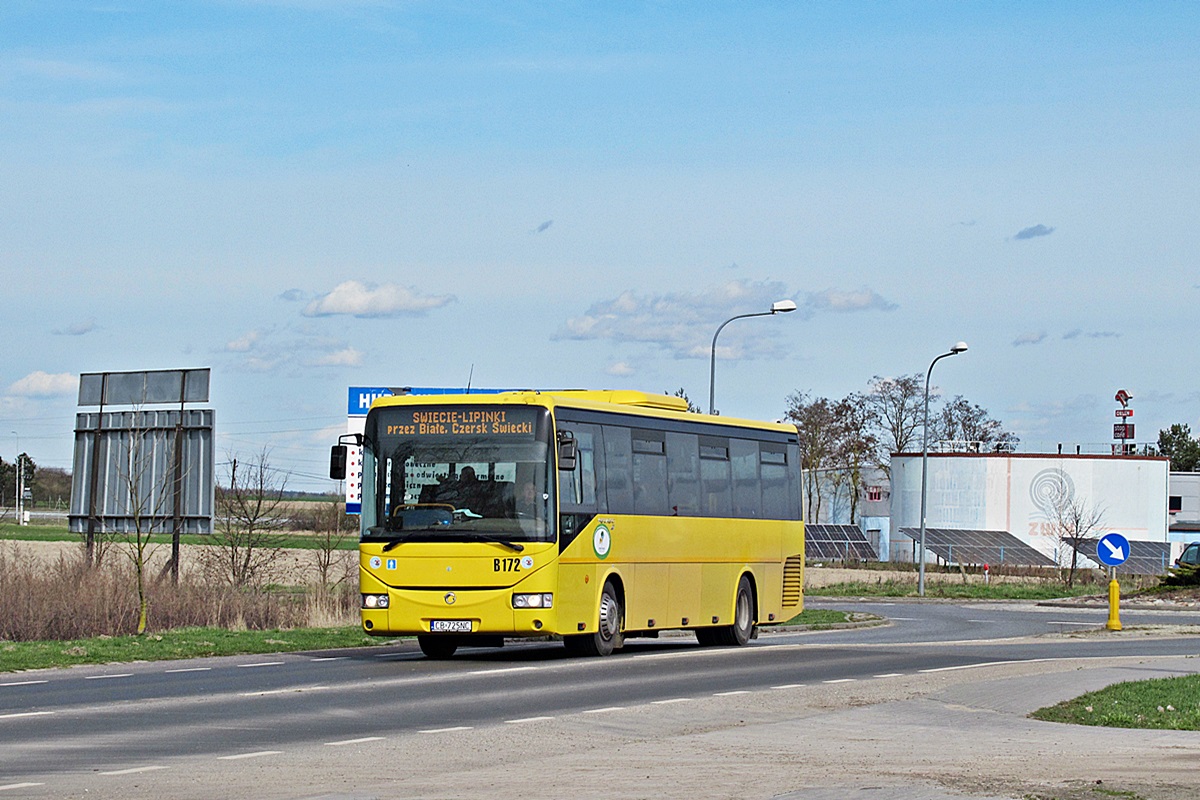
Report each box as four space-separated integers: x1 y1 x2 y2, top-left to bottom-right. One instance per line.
651 698 692 704
966 619 993 624
874 673 904 678
165 667 212 673
0 783 44 791
0 711 54 720
920 658 1053 674
237 661 285 668
583 706 626 714
468 666 537 677
310 656 347 662
823 679 856 684
770 683 805 690
86 673 133 680
419 726 473 734
218 751 282 760
713 690 751 696
326 736 385 746
100 765 169 775
241 685 330 697
506 716 555 724
888 617 918 621
0 680 48 687
1046 621 1088 626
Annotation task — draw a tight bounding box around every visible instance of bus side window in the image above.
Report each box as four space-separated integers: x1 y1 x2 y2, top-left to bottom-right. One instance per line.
760 444 788 519
632 432 668 515
560 424 598 511
700 437 732 517
730 438 760 518
602 425 634 513
666 432 700 516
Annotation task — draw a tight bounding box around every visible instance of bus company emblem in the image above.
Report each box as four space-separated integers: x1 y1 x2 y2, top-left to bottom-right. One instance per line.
444 592 457 605
520 555 534 570
593 524 612 560
369 556 382 569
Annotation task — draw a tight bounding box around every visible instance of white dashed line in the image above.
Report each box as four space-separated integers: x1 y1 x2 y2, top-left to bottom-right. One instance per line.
0 680 48 687
165 667 212 674
582 706 626 714
651 698 692 705
326 736 385 746
713 690 751 696
0 783 44 791
419 726 473 734
0 711 54 720
505 716 555 724
770 683 805 690
100 766 169 775
310 656 347 662
823 679 855 684
874 673 904 678
468 666 537 677
218 751 283 760
86 673 133 680
240 685 330 697
237 661 285 668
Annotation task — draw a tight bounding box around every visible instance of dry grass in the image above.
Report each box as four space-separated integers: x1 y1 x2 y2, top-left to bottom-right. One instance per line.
0 542 359 641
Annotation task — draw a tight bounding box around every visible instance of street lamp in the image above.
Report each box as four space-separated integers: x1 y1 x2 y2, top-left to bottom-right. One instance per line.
708 299 797 415
917 341 968 596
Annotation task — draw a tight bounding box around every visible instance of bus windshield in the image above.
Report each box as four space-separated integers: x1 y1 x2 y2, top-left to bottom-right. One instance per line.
361 405 555 545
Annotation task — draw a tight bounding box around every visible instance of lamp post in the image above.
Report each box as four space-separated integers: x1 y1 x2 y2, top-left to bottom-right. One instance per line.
10 431 22 526
708 299 797 415
917 341 968 596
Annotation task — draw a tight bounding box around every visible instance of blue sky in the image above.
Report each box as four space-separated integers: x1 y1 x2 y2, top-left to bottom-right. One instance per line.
2 2 1198 490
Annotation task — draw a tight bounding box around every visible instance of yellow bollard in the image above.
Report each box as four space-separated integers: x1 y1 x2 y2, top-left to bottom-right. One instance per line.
1106 575 1122 631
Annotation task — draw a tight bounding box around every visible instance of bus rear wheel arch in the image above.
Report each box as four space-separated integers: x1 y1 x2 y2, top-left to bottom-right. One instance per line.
696 574 756 647
564 580 624 657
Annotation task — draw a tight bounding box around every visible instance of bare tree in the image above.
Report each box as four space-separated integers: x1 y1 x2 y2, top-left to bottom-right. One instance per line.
1050 480 1107 588
865 374 927 477
311 495 356 587
785 392 839 523
832 392 878 524
207 450 289 587
933 395 1019 452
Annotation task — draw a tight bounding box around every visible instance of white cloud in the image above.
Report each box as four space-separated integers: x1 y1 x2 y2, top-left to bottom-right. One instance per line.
1012 331 1047 347
303 280 455 318
9 371 77 397
53 319 98 336
225 330 263 352
558 279 896 360
606 361 636 377
311 347 363 367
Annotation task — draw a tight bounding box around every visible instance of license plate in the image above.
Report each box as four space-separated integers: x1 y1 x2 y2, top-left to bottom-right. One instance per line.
430 620 472 633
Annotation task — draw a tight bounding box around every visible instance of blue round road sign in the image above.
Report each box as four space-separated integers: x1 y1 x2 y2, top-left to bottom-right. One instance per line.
1096 532 1130 567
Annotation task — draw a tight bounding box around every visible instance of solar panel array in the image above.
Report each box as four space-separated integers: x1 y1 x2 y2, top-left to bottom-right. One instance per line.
806 524 878 561
1067 539 1174 575
898 528 1057 567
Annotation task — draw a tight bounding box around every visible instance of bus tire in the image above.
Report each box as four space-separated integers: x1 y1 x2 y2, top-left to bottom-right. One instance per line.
564 582 624 657
699 575 755 647
418 635 460 659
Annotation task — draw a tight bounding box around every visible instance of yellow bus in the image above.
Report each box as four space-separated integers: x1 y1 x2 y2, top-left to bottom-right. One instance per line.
329 389 805 658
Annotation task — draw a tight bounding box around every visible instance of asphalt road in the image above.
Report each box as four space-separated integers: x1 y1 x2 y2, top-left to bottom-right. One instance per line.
2 600 1198 798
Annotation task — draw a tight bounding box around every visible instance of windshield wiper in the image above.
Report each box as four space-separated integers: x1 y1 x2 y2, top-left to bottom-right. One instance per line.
381 534 415 553
461 533 525 552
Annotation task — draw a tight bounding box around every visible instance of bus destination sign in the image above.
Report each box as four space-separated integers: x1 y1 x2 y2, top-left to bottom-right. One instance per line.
387 408 537 438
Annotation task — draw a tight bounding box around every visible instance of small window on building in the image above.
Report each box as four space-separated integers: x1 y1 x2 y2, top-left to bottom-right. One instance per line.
1169 495 1183 513
867 486 883 502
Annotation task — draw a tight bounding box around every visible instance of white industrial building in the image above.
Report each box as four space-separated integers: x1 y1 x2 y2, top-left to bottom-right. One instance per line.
888 452 1172 572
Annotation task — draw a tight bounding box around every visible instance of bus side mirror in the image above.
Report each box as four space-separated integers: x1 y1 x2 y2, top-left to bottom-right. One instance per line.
557 433 577 471
330 445 348 480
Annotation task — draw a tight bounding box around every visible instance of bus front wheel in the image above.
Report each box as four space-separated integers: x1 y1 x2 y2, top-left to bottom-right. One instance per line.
697 575 755 647
418 635 460 659
564 582 624 657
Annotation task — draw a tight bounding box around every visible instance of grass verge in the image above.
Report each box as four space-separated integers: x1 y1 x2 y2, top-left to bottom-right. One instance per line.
0 626 389 673
1030 673 1200 730
0 521 358 550
779 608 881 629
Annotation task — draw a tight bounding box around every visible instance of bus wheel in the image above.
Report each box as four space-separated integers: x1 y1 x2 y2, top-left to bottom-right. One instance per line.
418 635 459 659
698 576 755 647
564 582 624 657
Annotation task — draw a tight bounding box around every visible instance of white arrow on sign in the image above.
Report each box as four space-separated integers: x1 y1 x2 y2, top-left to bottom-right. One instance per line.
1103 538 1126 561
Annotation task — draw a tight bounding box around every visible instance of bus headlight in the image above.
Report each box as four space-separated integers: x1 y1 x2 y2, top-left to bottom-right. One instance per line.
512 593 553 609
362 594 389 609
